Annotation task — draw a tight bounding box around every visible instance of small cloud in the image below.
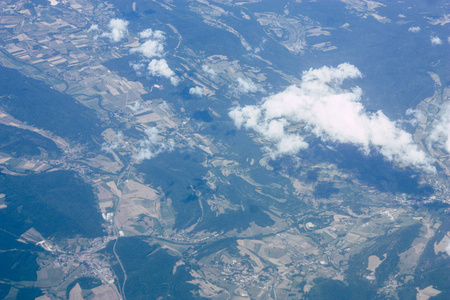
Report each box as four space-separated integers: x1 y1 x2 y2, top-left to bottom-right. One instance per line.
446 240 450 256
132 29 166 58
129 62 146 76
242 40 252 52
133 127 174 161
147 59 178 86
429 103 450 153
102 131 125 153
88 24 99 32
405 108 426 127
102 128 175 162
132 101 142 111
398 14 406 18
139 28 165 40
236 77 261 93
147 59 175 78
170 76 180 86
341 23 350 30
408 26 421 33
189 86 204 96
202 65 217 77
130 40 165 58
159 101 170 110
128 28 179 85
229 63 435 172
431 35 443 45
102 18 129 42
371 13 390 24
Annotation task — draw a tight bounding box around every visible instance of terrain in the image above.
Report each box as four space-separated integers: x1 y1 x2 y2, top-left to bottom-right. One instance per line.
0 0 449 299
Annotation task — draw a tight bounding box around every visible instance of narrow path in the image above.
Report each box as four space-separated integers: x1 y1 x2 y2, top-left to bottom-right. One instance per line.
112 230 127 300
111 162 134 300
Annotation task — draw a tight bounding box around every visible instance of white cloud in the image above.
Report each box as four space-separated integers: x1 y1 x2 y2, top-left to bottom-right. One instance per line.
446 239 450 256
139 28 165 40
236 77 260 93
147 59 174 78
405 108 425 127
159 101 170 110
131 29 166 58
133 127 174 161
202 65 217 76
130 62 145 71
132 101 142 111
128 28 179 85
170 76 180 86
229 63 435 172
431 36 442 45
102 131 125 153
101 128 175 162
189 86 204 96
408 26 421 33
130 40 165 58
429 103 450 153
102 18 129 42
147 59 178 86
88 24 99 32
